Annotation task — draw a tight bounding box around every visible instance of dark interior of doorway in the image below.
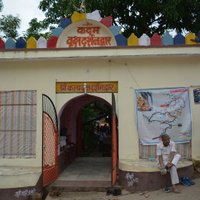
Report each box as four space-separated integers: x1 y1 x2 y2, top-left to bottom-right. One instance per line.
59 94 113 160
80 100 112 157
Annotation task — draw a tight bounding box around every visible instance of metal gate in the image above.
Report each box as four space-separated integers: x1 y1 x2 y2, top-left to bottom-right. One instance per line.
42 94 58 187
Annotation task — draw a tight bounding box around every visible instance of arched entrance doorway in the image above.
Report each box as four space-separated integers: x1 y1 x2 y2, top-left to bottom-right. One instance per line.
59 94 112 157
57 94 118 187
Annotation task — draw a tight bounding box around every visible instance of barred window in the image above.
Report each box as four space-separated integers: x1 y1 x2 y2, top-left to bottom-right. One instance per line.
0 90 36 158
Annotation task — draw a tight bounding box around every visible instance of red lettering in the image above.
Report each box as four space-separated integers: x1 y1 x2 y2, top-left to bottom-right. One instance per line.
170 88 189 93
77 26 100 36
66 36 112 47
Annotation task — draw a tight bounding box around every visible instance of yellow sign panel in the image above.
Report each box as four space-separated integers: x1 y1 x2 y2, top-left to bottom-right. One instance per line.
56 81 118 93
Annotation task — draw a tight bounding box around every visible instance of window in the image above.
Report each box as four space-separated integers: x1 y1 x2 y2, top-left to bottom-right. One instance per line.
0 90 36 158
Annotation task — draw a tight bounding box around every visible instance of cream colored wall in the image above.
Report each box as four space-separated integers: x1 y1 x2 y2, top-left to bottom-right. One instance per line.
114 56 200 160
0 59 115 167
0 52 200 168
0 60 61 167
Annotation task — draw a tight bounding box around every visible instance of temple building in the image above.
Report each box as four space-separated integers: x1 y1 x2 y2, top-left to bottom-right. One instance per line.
0 10 200 200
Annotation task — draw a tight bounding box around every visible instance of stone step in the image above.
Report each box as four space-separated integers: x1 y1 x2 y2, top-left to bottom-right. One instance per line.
49 180 111 192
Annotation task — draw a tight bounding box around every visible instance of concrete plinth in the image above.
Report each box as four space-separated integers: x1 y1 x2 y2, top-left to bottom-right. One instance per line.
118 159 194 191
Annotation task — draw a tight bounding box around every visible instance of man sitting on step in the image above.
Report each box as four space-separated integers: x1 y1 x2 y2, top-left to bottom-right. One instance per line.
157 134 181 193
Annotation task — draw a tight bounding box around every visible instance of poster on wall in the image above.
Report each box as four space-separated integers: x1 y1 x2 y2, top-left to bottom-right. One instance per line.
193 88 200 103
135 87 192 145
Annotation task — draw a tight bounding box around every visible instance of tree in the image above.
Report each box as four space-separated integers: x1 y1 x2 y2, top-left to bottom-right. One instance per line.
25 18 50 40
0 15 20 38
38 0 119 29
37 0 200 37
0 0 21 38
0 0 2 11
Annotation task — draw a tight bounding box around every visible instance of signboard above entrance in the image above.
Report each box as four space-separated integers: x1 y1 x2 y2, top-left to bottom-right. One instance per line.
56 81 118 93
56 19 117 48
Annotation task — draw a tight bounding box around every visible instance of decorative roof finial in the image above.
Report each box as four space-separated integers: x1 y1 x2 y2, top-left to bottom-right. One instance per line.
73 0 86 13
80 0 86 13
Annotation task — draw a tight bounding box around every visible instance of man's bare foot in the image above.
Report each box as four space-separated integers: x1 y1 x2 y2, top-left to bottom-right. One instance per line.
172 186 181 193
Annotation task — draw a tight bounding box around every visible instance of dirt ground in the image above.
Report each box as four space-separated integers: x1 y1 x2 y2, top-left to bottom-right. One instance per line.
46 175 200 200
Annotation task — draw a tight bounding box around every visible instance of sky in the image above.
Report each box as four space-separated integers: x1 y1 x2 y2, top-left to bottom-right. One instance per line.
1 0 45 35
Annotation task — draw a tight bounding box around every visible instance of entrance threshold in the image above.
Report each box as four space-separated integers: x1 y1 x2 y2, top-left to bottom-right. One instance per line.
50 157 111 191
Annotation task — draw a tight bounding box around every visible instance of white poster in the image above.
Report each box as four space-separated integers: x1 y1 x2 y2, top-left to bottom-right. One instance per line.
136 88 192 145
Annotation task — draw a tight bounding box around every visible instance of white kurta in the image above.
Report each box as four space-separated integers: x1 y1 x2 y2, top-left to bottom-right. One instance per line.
157 141 181 185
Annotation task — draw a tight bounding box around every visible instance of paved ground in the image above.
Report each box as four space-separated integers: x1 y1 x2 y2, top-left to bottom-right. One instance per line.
46 176 200 200
56 157 111 182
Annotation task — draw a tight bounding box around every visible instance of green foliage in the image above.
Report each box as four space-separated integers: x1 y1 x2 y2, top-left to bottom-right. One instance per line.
25 18 50 40
39 0 71 26
159 0 200 34
0 0 3 12
81 103 102 125
0 0 21 38
80 101 111 156
37 0 200 37
0 15 20 38
80 103 102 155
